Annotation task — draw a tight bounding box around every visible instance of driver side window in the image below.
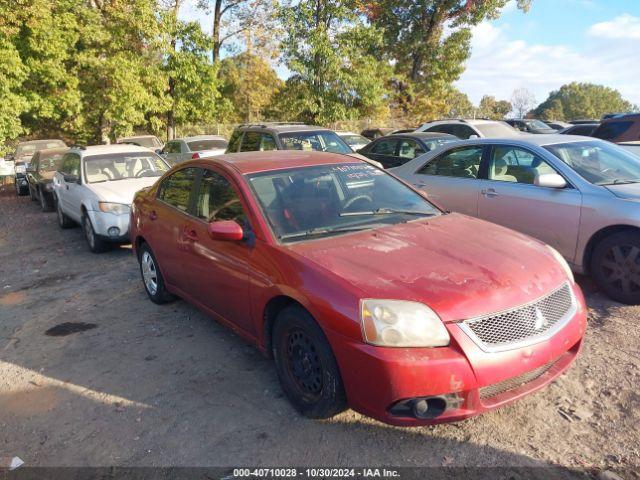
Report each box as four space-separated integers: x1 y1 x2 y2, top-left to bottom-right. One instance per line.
488 146 556 184
195 169 247 224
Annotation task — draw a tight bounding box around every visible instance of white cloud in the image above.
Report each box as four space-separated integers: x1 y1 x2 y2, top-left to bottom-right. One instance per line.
588 13 640 40
456 15 640 107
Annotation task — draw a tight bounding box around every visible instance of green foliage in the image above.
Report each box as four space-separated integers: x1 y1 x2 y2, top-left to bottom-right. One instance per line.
275 0 391 124
478 95 511 120
533 82 634 121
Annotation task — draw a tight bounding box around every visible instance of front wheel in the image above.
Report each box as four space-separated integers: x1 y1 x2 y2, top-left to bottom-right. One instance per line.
138 243 175 304
272 305 347 419
591 231 640 304
82 215 109 253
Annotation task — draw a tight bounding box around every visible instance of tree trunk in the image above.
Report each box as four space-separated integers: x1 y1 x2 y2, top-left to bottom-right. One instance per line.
212 0 223 62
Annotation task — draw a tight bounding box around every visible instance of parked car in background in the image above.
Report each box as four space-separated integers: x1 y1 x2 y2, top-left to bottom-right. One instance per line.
53 145 170 253
26 147 68 211
505 119 557 134
416 119 522 139
545 121 571 130
592 113 640 143
390 128 417 135
570 119 599 125
160 135 228 165
391 135 640 304
116 135 164 151
357 132 458 168
361 127 394 140
336 131 370 151
559 123 599 136
130 150 585 426
11 139 67 196
619 142 640 158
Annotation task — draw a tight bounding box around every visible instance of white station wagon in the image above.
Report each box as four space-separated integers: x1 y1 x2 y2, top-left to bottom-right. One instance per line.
53 144 170 253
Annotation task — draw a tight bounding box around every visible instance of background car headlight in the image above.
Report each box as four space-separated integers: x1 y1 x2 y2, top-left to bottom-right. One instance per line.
547 245 574 284
98 202 130 215
360 299 450 347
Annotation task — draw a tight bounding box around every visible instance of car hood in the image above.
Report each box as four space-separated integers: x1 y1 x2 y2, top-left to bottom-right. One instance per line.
603 183 640 200
88 177 159 204
287 213 568 322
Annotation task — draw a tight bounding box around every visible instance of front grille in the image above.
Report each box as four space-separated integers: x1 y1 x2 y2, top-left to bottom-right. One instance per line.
460 283 575 352
479 358 558 400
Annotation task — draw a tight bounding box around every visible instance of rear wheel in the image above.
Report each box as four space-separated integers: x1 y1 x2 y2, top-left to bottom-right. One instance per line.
138 243 175 304
40 190 53 212
591 231 640 304
82 214 109 253
56 198 75 229
272 305 347 419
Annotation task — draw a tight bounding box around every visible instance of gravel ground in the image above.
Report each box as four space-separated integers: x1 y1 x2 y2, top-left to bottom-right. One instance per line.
0 185 639 476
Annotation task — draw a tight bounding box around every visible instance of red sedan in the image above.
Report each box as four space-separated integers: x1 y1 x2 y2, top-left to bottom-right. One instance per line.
129 151 586 426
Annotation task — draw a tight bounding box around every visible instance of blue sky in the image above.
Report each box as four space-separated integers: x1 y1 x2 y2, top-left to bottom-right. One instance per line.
181 0 640 107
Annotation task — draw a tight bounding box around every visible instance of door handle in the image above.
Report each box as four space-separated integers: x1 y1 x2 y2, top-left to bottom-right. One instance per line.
149 210 157 221
481 188 499 198
413 181 428 188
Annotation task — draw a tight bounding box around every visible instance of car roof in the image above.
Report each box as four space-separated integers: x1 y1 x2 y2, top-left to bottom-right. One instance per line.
197 150 359 175
118 135 158 140
74 144 155 155
601 113 640 122
385 132 457 140
426 119 504 126
180 135 227 141
461 134 599 147
237 123 331 133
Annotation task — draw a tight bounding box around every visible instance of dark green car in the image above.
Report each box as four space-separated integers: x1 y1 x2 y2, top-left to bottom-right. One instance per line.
26 147 69 211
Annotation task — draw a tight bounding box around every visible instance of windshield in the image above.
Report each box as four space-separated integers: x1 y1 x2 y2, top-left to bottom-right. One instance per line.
279 131 353 154
121 137 162 148
187 139 228 151
39 152 66 172
84 152 169 184
475 123 521 137
423 137 459 151
340 135 370 147
544 141 640 186
247 163 440 242
527 120 553 130
17 141 65 157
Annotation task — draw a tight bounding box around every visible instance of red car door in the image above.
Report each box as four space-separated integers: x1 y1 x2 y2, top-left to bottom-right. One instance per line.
180 167 254 336
150 167 199 291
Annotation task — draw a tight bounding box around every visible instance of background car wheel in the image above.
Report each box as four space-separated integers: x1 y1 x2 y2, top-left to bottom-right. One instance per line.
138 243 175 304
40 191 53 212
15 181 27 196
82 215 109 253
29 185 37 201
272 305 347 419
591 231 640 304
56 199 75 229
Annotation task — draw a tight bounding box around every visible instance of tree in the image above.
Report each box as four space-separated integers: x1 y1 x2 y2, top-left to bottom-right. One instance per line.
533 82 634 121
218 52 283 122
275 0 391 124
510 87 536 118
0 38 28 153
443 88 474 119
478 95 511 120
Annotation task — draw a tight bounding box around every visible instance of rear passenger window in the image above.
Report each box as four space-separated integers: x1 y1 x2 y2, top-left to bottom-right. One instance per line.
240 132 262 152
371 139 397 155
418 147 483 179
158 167 198 212
195 169 247 224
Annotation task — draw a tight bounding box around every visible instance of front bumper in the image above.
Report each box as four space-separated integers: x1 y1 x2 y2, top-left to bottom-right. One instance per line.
328 283 587 426
87 209 131 243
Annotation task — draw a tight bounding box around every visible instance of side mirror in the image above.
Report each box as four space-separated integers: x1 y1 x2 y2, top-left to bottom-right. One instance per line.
535 173 566 189
63 173 79 184
155 148 163 155
468 134 479 139
208 220 244 241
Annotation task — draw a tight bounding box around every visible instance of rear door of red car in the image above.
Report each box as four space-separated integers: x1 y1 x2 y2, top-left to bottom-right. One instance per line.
181 166 254 334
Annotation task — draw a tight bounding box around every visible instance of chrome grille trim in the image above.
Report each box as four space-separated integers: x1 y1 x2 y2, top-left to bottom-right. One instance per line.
479 358 559 400
459 283 576 353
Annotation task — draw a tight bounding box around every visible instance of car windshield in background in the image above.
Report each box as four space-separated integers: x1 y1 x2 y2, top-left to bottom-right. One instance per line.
544 141 640 186
475 123 521 137
248 163 440 242
84 153 169 184
187 139 228 151
17 141 65 156
279 131 353 154
341 135 369 146
39 153 66 172
123 137 162 148
423 138 458 151
527 120 553 130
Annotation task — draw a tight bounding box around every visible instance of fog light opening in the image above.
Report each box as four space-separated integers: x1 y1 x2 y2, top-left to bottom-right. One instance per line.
389 396 448 420
108 227 121 237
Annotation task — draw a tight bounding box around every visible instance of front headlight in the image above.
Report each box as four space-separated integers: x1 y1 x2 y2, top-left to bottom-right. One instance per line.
547 245 574 284
98 202 130 215
360 299 450 347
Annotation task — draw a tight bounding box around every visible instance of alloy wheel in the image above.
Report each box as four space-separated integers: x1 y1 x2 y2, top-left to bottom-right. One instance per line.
599 244 640 295
84 217 96 250
141 251 158 296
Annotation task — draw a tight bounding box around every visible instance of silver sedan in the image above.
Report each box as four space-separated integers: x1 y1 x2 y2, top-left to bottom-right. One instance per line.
391 135 640 304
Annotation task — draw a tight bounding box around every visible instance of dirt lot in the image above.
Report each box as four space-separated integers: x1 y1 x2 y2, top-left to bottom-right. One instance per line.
0 185 639 475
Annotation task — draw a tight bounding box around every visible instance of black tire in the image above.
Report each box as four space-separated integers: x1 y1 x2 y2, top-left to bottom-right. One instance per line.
591 231 640 304
272 305 347 419
40 190 53 212
15 180 27 196
29 184 37 201
56 197 75 229
82 214 109 253
138 243 175 304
